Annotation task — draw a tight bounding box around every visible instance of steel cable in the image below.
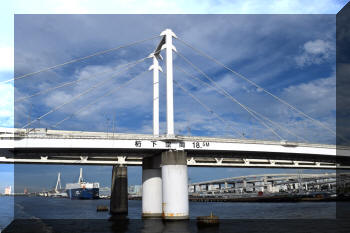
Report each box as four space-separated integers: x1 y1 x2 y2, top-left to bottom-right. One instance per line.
175 37 336 137
21 56 150 129
2 35 160 84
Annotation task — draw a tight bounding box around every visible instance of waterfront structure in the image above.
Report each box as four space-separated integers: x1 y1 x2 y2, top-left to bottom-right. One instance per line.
189 173 337 195
0 29 349 220
65 168 99 199
4 186 11 195
99 187 111 198
47 172 68 198
128 185 142 196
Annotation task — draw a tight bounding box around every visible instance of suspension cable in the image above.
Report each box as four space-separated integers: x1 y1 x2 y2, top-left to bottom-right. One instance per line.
175 37 336 136
175 51 284 140
2 35 160 84
173 79 246 139
52 69 148 128
21 56 150 129
174 65 307 142
15 58 148 103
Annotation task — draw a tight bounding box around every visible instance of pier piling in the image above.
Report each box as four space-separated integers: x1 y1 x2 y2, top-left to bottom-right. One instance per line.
161 150 189 220
110 165 128 215
142 154 162 218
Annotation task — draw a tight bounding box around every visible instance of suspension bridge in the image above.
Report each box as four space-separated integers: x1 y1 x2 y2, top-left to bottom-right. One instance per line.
0 29 348 219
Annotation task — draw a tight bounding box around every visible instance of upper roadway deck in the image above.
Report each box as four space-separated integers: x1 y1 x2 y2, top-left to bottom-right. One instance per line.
0 128 348 169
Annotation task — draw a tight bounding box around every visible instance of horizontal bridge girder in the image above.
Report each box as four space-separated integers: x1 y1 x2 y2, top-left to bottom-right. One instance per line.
1 138 337 156
0 128 348 168
0 156 345 169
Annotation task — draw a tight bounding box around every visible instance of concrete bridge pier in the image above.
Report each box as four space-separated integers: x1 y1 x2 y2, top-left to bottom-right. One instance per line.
142 155 162 218
161 150 189 220
110 165 128 215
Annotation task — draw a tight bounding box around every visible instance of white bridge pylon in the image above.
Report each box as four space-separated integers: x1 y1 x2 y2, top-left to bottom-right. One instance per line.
154 29 177 137
149 53 162 136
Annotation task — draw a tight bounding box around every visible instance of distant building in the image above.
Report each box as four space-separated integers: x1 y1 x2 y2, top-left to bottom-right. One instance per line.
99 187 111 197
98 185 142 197
4 186 12 195
128 185 142 196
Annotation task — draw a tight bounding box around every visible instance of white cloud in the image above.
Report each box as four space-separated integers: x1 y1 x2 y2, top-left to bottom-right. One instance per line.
0 47 14 71
0 82 14 128
12 0 346 14
295 39 334 67
282 75 335 116
44 90 73 109
277 75 336 143
304 40 331 55
216 0 345 14
171 69 337 143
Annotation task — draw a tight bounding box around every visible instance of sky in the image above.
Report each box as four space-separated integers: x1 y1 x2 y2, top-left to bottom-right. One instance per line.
0 0 349 193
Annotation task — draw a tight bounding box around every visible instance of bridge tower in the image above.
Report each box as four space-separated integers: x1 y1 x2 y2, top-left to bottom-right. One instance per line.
141 29 189 220
160 28 177 137
54 172 62 193
149 53 162 136
141 52 163 218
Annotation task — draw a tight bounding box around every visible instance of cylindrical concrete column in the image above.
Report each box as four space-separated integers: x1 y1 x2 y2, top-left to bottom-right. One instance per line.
161 150 188 220
110 165 128 215
142 155 162 218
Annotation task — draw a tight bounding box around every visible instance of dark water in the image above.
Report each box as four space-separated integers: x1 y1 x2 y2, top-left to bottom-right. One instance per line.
12 196 336 219
1 196 348 233
0 196 13 231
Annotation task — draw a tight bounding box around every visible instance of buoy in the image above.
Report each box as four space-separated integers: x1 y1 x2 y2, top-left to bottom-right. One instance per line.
196 212 219 228
97 205 109 212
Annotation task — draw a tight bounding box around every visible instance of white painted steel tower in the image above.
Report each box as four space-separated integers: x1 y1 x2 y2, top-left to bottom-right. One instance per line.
141 46 163 218
160 29 177 137
149 53 162 136
141 29 189 220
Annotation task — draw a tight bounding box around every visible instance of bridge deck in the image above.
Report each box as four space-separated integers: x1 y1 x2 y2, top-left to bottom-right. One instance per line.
0 128 348 169
0 128 337 149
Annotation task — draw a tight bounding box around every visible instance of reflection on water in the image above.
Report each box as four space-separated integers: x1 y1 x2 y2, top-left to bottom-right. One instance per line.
0 196 13 231
3 218 348 233
2 196 349 232
11 197 337 219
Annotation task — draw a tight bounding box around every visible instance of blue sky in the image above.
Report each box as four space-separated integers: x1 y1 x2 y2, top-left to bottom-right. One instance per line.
0 0 348 193
13 15 337 142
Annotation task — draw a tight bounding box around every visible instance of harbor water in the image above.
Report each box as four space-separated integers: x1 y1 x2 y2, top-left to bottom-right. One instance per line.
0 196 343 232
0 196 13 232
